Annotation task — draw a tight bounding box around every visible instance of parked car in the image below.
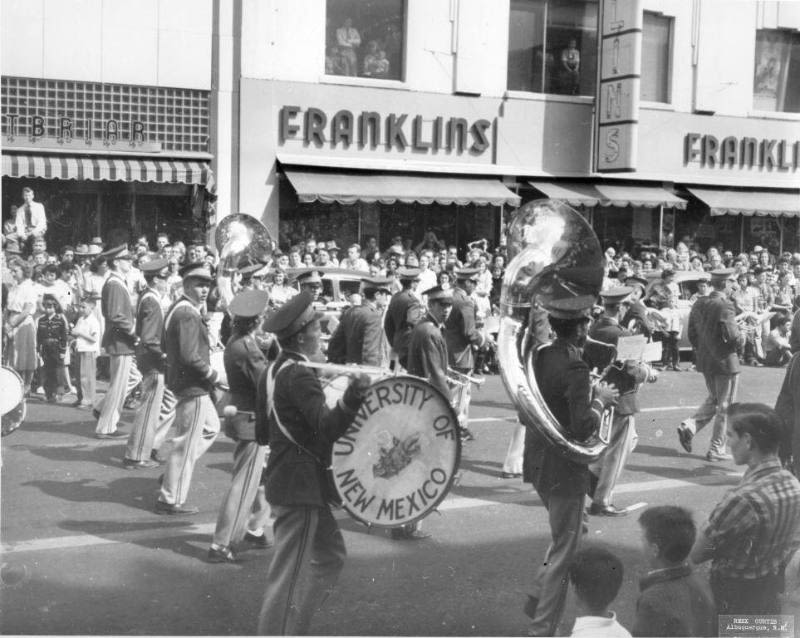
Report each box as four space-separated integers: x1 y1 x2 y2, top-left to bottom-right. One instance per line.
642 270 711 351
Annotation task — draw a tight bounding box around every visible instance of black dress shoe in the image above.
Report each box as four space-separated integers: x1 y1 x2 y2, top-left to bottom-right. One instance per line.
92 408 101 420
500 471 522 479
150 450 167 464
677 426 693 453
207 546 238 563
242 532 272 549
154 501 199 516
123 458 160 470
389 527 431 541
95 431 128 440
588 503 629 517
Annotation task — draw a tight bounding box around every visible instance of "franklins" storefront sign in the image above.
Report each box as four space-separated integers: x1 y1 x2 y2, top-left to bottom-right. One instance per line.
279 105 492 155
684 133 800 171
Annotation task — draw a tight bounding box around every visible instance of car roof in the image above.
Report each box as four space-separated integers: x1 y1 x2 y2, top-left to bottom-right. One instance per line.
643 269 711 283
284 266 368 281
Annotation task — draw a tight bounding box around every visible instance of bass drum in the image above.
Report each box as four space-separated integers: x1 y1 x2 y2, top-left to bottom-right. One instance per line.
0 366 26 437
322 374 461 529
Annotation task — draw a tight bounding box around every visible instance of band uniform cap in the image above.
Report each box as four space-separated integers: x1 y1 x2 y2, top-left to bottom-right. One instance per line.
625 276 648 290
326 241 340 251
179 261 213 281
455 267 480 281
229 289 270 318
710 268 736 283
101 244 133 261
426 285 454 303
599 286 633 304
295 269 323 286
87 244 102 255
543 295 596 319
361 276 393 293
397 267 421 281
263 290 323 339
74 244 90 256
238 262 263 277
140 258 169 275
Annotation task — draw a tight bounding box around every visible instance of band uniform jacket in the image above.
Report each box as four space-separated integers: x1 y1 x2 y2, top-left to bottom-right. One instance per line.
407 312 450 398
525 338 603 499
327 302 383 366
255 350 358 508
135 287 166 374
224 332 267 412
101 271 136 355
585 315 648 416
444 287 483 370
384 289 423 365
693 291 740 376
163 296 219 397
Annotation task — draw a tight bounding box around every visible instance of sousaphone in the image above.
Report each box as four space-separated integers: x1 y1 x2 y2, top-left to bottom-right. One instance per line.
214 213 276 273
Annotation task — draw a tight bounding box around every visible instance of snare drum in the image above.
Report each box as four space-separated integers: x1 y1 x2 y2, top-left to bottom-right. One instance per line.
0 366 26 436
324 374 461 529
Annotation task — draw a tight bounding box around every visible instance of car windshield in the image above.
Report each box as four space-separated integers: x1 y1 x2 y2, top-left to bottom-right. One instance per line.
339 280 362 298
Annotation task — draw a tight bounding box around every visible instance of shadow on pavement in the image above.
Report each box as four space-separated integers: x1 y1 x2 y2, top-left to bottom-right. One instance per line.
21 475 163 512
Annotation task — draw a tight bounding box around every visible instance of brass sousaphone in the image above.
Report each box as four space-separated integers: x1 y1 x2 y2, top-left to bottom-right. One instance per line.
214 213 276 273
496 199 609 464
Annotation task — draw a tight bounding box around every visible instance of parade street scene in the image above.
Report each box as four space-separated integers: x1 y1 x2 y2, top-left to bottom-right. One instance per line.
1 1 800 637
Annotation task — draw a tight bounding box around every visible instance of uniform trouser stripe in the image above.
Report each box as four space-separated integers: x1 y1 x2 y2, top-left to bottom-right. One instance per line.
212 441 266 547
95 354 132 434
125 370 164 461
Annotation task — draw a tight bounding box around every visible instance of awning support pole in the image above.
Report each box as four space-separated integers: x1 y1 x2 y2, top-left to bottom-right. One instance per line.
779 217 785 255
658 205 664 249
739 215 745 253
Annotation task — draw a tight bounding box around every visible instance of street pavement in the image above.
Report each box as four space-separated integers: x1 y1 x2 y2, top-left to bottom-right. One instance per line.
0 364 789 636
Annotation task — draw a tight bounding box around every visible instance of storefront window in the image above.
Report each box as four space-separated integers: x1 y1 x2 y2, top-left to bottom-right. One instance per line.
641 12 671 103
507 0 598 97
753 29 800 113
325 0 404 81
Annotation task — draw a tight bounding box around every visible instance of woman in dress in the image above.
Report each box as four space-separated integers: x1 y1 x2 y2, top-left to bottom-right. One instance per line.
4 258 40 396
268 269 296 308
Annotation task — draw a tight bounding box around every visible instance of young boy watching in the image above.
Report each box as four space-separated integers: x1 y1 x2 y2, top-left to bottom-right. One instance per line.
634 506 716 637
71 295 100 409
568 546 631 637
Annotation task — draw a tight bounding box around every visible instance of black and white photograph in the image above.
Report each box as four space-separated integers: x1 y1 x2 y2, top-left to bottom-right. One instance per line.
1 0 799 636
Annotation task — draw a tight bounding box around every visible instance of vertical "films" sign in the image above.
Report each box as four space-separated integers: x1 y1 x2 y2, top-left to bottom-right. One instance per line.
595 0 643 172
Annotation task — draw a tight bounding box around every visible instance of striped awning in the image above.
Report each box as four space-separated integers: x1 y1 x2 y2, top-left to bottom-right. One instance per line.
1 153 215 191
528 181 687 209
688 187 800 218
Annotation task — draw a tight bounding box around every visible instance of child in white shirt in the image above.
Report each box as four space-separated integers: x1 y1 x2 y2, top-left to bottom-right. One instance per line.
71 297 100 408
569 547 632 638
654 296 684 371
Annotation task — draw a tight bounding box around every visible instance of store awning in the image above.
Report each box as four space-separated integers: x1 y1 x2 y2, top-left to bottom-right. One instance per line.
687 187 800 218
528 181 687 209
284 169 521 207
1 153 215 191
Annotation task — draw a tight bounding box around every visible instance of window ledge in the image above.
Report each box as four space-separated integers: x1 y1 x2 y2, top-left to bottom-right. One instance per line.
319 74 408 91
640 101 675 111
503 90 594 105
746 109 800 121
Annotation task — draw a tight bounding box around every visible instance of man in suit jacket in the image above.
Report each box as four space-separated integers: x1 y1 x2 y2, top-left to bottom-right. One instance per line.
444 268 485 440
678 269 740 461
384 267 423 369
775 351 800 476
327 277 391 367
95 245 142 438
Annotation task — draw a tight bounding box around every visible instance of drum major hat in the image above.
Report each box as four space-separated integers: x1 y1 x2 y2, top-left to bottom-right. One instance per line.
229 289 270 318
361 276 393 294
264 290 323 339
295 269 323 286
455 267 480 282
140 258 169 276
599 286 633 304
101 244 133 261
179 261 213 281
397 267 421 281
543 295 596 319
426 285 454 304
710 268 736 283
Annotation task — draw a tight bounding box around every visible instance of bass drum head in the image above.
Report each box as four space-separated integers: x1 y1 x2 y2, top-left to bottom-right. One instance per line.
329 375 461 529
0 366 26 436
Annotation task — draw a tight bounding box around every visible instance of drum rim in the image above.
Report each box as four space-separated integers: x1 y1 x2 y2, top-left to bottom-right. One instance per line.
0 365 26 435
331 374 462 529
0 365 25 413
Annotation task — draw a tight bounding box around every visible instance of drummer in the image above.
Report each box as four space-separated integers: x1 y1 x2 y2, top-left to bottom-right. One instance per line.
254 291 370 635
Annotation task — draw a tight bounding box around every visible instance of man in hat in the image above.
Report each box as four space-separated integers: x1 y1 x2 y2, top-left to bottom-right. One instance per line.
95 245 142 439
327 276 392 367
155 262 226 515
678 269 740 462
444 268 486 441
584 287 657 516
325 241 340 266
123 258 176 469
209 289 273 563
295 269 324 302
523 295 619 637
384 267 423 370
254 291 369 634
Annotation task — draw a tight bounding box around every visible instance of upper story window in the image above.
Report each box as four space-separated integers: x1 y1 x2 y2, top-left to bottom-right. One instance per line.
325 0 404 82
641 12 671 103
507 0 598 97
753 29 800 113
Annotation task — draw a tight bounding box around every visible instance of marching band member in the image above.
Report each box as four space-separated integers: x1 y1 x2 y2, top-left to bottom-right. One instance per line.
383 267 423 370
95 245 142 439
208 289 273 563
524 295 618 637
155 262 225 515
254 291 369 635
123 258 176 469
584 286 657 516
444 268 485 441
